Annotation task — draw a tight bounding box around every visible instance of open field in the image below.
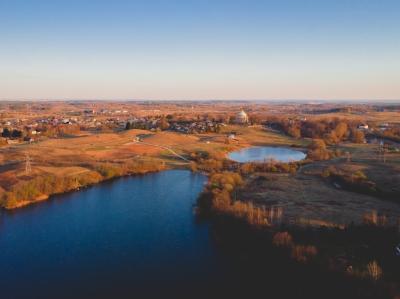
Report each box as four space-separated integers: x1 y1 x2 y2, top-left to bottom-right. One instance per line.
314 111 400 124
238 141 400 227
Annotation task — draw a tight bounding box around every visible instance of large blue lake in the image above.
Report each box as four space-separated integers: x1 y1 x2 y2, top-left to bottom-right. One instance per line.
0 170 231 298
0 169 360 299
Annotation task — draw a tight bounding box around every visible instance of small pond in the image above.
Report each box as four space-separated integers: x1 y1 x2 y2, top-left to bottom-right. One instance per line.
229 146 306 163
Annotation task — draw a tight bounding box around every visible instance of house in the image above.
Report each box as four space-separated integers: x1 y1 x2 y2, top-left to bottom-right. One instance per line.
379 123 389 131
357 124 369 130
23 136 35 143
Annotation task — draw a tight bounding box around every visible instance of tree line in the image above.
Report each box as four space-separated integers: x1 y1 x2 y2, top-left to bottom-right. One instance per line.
265 117 366 144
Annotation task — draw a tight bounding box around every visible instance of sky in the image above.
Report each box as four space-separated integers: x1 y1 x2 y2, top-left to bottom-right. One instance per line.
0 0 399 101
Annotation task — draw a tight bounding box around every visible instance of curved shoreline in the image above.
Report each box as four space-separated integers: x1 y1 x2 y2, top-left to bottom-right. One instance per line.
2 167 167 210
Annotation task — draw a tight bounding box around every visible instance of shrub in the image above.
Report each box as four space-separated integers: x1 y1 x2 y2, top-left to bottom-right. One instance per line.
291 245 318 263
362 211 388 226
190 162 198 172
307 139 333 161
0 192 18 209
95 164 123 179
209 172 244 191
272 232 293 248
352 170 367 181
240 163 255 175
366 260 383 281
351 129 365 143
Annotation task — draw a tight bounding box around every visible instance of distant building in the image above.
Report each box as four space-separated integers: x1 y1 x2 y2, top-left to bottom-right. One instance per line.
357 124 369 130
379 123 389 131
24 136 35 143
235 109 249 124
84 109 95 114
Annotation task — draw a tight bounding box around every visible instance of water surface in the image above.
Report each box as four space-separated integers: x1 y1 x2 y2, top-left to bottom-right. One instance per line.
229 146 306 163
0 169 354 299
0 170 226 298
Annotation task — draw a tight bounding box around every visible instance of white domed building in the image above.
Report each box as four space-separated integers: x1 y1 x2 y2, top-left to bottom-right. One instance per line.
235 109 249 124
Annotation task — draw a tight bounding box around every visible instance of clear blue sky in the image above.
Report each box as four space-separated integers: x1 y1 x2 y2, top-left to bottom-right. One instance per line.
1 0 399 100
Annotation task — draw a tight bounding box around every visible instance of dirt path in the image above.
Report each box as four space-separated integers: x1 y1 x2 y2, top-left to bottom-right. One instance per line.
133 140 190 162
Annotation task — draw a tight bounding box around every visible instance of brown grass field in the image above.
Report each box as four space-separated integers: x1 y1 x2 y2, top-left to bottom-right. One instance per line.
239 141 400 227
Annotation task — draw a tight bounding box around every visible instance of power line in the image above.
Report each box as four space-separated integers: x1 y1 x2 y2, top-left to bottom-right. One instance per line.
25 153 32 175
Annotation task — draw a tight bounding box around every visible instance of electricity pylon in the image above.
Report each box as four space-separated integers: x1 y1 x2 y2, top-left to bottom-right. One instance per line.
25 153 32 175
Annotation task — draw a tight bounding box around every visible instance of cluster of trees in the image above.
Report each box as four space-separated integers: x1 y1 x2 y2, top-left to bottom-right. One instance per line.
321 165 377 196
1 128 23 138
376 127 400 143
189 150 228 172
0 158 165 209
199 171 284 227
307 139 338 161
322 166 368 182
190 149 301 174
208 172 244 210
239 160 299 175
51 124 81 136
163 113 222 123
26 124 82 138
362 210 388 227
1 124 83 141
272 229 386 282
266 117 366 144
273 232 320 264
347 260 383 282
125 116 170 131
190 159 223 173
95 159 165 180
222 200 274 226
198 171 243 212
0 171 102 209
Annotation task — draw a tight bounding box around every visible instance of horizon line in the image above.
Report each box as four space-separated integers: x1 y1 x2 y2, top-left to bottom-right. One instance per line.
1 98 400 103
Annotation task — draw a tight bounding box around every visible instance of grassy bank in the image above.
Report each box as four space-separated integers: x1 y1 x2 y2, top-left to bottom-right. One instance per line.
198 172 400 298
195 142 400 298
0 158 166 209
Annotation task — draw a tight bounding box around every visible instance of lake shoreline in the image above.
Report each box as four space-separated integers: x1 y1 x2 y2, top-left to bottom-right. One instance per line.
2 143 306 211
2 165 168 210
